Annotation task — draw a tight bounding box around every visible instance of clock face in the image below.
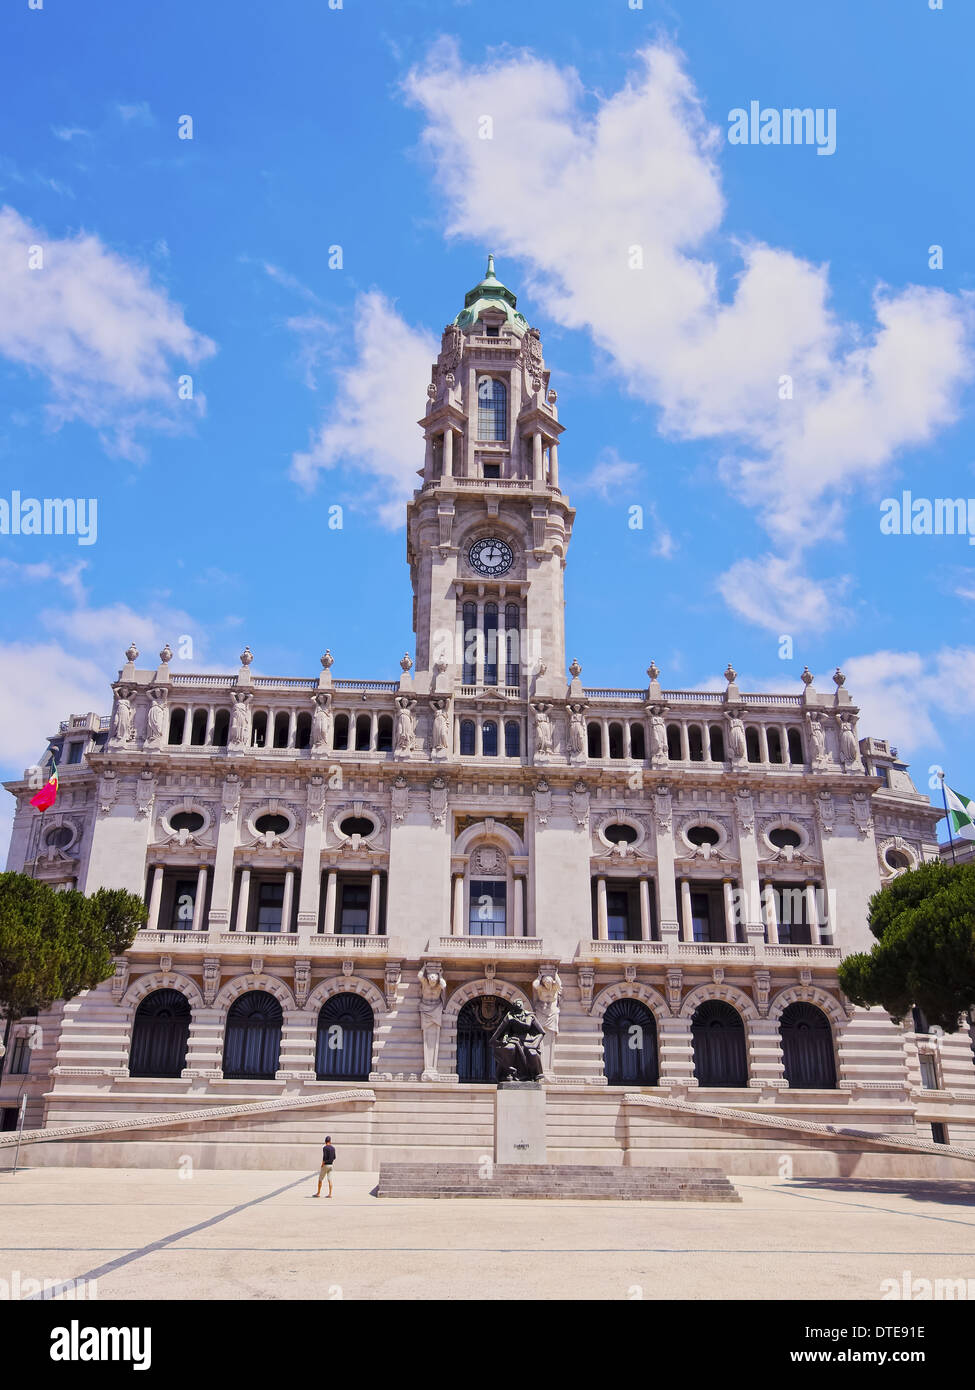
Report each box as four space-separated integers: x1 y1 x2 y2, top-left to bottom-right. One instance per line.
469 537 514 576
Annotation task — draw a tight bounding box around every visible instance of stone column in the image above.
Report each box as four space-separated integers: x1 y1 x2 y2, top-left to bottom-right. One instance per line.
763 880 779 945
549 440 559 488
443 427 453 478
287 711 297 748
596 877 608 941
758 725 769 764
722 878 737 943
805 881 821 946
191 865 208 933
452 873 465 936
679 723 690 761
204 707 216 745
146 865 164 932
367 869 381 935
513 877 525 937
181 709 193 746
323 869 338 934
235 868 251 933
680 877 694 942
638 877 652 942
281 867 295 934
532 430 543 482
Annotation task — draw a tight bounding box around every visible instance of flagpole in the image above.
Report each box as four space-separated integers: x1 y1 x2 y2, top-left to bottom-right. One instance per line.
939 770 957 865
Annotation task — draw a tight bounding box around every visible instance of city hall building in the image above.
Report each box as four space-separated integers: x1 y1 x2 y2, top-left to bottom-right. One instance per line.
4 260 974 1172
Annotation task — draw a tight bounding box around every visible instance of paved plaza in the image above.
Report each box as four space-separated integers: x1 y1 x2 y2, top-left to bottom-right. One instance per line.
2 1166 975 1301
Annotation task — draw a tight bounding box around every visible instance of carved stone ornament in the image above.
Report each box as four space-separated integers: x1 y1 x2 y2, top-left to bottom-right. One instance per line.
136 770 155 819
391 774 410 823
815 789 835 835
851 792 874 836
159 955 173 976
203 958 221 1006
293 959 311 1009
429 776 448 827
653 784 672 834
440 323 463 378
342 959 355 976
523 326 543 386
384 960 402 1011
570 780 590 830
97 769 119 815
577 965 595 1012
471 844 506 875
712 966 725 985
666 968 683 1013
533 779 552 825
111 957 130 1004
624 964 637 983
734 787 755 836
306 775 326 823
251 957 264 976
753 969 771 1017
222 772 241 821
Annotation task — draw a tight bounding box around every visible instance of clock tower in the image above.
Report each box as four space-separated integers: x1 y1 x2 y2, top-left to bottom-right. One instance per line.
406 257 574 700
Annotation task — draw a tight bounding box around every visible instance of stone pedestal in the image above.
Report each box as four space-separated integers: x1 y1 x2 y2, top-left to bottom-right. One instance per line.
495 1083 547 1165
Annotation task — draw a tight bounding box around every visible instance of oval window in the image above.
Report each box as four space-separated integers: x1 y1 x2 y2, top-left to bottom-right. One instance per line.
604 823 638 845
769 827 801 850
255 813 290 835
687 825 720 847
885 848 911 871
339 815 375 838
45 825 73 849
170 811 205 833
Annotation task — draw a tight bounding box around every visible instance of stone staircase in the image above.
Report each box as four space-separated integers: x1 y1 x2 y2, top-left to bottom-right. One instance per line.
376 1162 741 1201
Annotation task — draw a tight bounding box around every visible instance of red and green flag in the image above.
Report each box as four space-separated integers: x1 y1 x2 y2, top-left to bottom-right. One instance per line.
29 760 58 812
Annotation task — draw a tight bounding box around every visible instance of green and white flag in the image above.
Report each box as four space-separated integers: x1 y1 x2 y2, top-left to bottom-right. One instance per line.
944 785 975 842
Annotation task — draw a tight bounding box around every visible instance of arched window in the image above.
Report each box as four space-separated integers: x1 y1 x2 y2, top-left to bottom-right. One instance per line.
630 723 646 760
688 724 704 761
212 708 230 747
767 728 784 764
129 989 190 1078
334 713 349 750
666 723 682 759
709 724 725 761
745 727 761 763
483 604 498 686
376 714 393 752
587 722 603 759
295 711 311 749
460 719 475 756
354 713 371 751
222 992 283 1079
273 712 289 748
482 720 498 756
504 720 520 757
608 723 624 759
167 709 185 745
780 1002 836 1089
315 993 374 1080
191 710 207 745
787 727 804 764
462 601 477 684
691 1000 748 1087
504 603 520 686
252 711 268 748
602 999 658 1086
457 996 510 1083
477 377 507 442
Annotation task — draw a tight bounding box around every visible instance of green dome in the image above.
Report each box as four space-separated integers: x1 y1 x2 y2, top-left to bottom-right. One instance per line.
453 254 529 335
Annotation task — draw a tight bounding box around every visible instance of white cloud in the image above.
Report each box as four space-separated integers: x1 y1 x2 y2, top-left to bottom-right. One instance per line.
718 554 849 633
116 102 154 125
571 448 640 500
0 641 108 773
404 41 974 594
0 557 88 603
0 205 215 459
839 646 975 754
290 290 438 526
51 126 91 142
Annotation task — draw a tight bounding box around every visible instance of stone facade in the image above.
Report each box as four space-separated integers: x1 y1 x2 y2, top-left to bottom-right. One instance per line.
4 259 974 1167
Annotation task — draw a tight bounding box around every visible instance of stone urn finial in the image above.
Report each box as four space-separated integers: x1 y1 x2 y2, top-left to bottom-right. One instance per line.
569 658 582 680
400 652 414 672
239 646 254 667
647 660 660 682
159 643 173 665
724 663 737 684
833 667 846 688
320 650 334 670
800 666 814 686
125 642 139 664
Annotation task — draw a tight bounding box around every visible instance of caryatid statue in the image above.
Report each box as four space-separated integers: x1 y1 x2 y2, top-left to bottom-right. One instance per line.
532 703 553 756
229 691 252 748
532 970 562 1077
395 697 416 753
417 964 446 1078
111 690 135 745
727 714 747 762
808 712 828 763
144 689 166 747
568 704 587 758
649 710 668 763
310 692 333 754
838 713 861 767
431 699 450 754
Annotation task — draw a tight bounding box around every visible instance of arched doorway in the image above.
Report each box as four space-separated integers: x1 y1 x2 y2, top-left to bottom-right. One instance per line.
457 996 510 1083
316 993 374 1080
602 999 658 1086
222 991 283 1079
129 989 191 1077
691 1000 748 1087
780 1002 836 1089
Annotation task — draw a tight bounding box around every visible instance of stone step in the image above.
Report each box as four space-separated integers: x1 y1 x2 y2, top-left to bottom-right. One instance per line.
376 1162 741 1201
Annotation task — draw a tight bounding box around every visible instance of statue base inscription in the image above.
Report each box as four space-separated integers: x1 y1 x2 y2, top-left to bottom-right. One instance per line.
495 1083 547 1165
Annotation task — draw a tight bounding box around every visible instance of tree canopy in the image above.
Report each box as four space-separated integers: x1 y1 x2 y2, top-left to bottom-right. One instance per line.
838 860 975 1033
0 873 146 1023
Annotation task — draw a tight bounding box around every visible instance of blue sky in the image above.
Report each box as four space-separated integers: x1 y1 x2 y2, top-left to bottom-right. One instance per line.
1 0 973 855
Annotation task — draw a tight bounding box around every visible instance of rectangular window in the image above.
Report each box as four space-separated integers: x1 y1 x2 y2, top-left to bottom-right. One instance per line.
256 880 284 933
690 892 713 943
483 463 501 479
170 879 198 930
66 741 84 765
469 879 506 936
607 890 630 942
931 1122 949 1145
339 882 370 935
919 1056 939 1090
1 1108 18 1132
7 1033 31 1075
